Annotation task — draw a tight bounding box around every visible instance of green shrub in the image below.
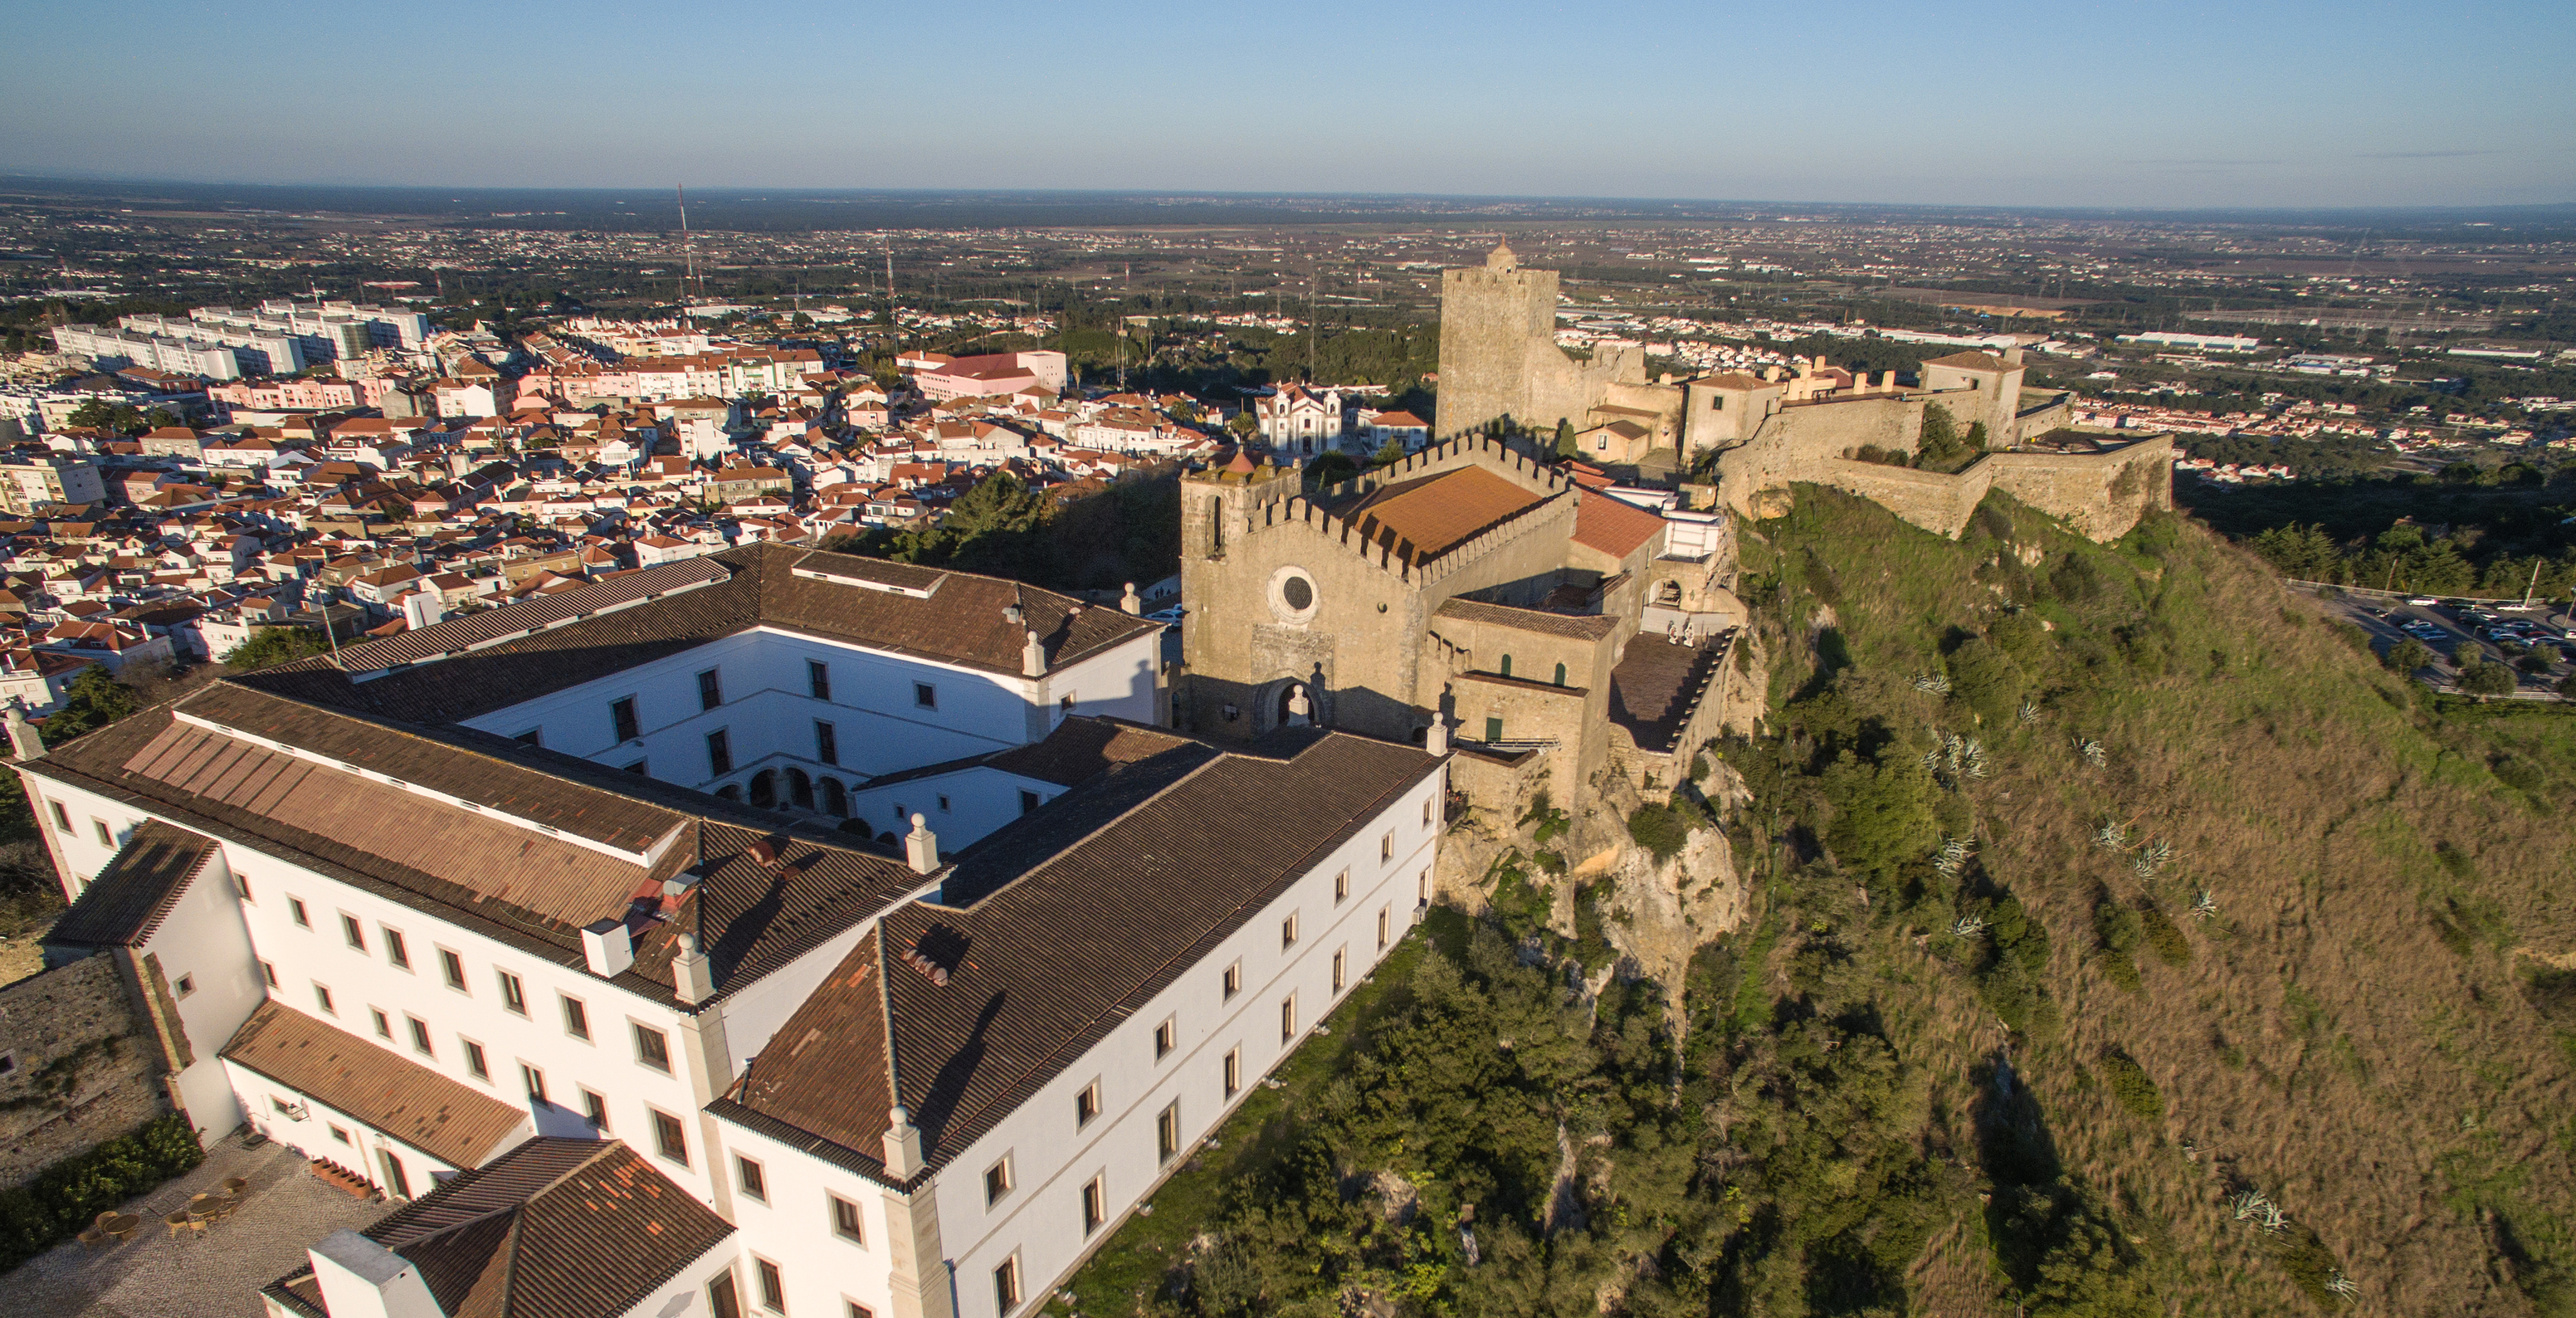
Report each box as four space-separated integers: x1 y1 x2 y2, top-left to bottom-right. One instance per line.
2099 1049 2165 1120
1627 803 1691 862
1947 637 2027 725
0 1113 202 1269
2137 901 2192 967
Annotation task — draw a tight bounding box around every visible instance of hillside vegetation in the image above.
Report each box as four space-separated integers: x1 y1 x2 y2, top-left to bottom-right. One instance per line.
1054 488 2576 1318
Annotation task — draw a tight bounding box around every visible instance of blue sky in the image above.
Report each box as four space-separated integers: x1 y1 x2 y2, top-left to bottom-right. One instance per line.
2 0 2569 207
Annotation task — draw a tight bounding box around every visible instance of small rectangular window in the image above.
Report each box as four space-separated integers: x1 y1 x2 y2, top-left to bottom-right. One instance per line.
815 720 837 765
1076 1079 1100 1127
235 872 252 902
1281 994 1296 1044
521 1063 546 1104
289 898 310 928
706 728 732 777
849 1305 876 1318
913 681 936 710
736 1154 767 1202
371 1008 390 1038
1157 1101 1181 1164
807 659 832 700
463 1039 489 1080
697 667 724 710
583 1088 610 1131
1154 1018 1176 1060
515 728 542 747
383 928 410 970
439 949 466 992
1019 789 1040 815
1222 960 1241 1001
407 1016 433 1057
498 971 527 1016
832 1194 865 1242
1281 913 1298 949
312 983 334 1016
1082 1174 1106 1235
611 696 640 743
1378 906 1390 950
635 1023 671 1072
330 1124 351 1145
1334 869 1349 903
626 759 649 775
1334 948 1348 993
48 802 68 831
562 996 591 1040
1423 797 1434 828
174 974 195 998
340 914 365 951
1381 831 1393 863
94 819 113 847
984 1156 1013 1205
709 1275 742 1318
652 1107 689 1165
1223 1047 1241 1097
755 1257 784 1313
993 1257 1022 1315
261 960 278 987
936 793 950 813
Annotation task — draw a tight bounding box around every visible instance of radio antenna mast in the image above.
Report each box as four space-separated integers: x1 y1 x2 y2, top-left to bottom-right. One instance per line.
677 183 700 303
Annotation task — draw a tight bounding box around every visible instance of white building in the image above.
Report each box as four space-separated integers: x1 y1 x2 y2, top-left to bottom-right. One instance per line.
14 541 1442 1318
1254 384 1350 456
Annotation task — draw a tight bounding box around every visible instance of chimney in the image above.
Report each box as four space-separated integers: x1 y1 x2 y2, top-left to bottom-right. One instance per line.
309 1229 442 1318
400 591 444 631
671 930 715 1005
1003 603 1022 626
1120 581 1141 615
580 917 633 979
905 814 940 874
882 1105 925 1178
3 700 41 762
1021 628 1046 677
1424 715 1449 757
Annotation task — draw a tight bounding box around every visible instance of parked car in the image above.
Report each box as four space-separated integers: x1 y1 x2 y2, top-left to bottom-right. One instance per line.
1145 606 1186 631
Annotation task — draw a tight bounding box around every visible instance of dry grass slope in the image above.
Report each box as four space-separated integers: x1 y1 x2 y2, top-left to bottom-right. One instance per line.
1755 485 2576 1316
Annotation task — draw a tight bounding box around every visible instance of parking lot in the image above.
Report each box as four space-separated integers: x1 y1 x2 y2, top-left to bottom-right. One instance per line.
2299 584 2576 700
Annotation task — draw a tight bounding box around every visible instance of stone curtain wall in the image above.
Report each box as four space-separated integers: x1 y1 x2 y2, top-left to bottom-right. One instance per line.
1807 436 2178 542
0 953 167 1190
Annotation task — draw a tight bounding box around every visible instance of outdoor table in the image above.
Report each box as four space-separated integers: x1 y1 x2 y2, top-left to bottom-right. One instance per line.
101 1213 140 1242
219 1176 251 1197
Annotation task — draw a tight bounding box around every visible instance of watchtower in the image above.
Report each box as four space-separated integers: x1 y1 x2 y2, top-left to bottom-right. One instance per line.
1436 241 1558 439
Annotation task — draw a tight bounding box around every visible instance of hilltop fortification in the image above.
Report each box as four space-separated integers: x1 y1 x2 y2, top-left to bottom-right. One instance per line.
1432 243 2168 543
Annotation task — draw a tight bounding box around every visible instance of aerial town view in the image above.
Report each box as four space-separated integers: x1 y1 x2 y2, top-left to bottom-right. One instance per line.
0 5 2571 1318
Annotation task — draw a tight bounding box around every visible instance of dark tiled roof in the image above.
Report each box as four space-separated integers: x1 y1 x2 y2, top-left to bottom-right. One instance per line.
221 1001 527 1167
1606 636 1724 754
724 731 1440 1179
265 1138 733 1318
230 543 1158 725
44 818 219 949
980 718 1198 788
329 559 732 671
1433 597 1621 641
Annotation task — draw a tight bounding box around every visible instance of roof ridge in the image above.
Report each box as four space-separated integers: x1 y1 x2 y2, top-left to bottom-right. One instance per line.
922 746 1227 913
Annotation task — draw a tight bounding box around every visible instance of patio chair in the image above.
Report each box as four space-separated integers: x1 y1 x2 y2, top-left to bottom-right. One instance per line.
163 1211 200 1241
76 1228 109 1251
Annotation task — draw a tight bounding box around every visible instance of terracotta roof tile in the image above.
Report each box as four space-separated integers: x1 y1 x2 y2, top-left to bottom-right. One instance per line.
222 1001 526 1167
1338 466 1549 564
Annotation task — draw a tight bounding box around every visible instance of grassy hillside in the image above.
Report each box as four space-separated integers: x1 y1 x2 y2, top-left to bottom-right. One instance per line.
1051 488 2576 1318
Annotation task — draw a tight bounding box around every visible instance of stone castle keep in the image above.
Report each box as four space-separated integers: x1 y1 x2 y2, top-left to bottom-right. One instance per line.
1435 241 2172 541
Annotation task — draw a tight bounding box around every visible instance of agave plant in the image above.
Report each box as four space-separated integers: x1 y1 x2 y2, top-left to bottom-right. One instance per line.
2190 888 2219 920
1950 913 1990 939
2016 697 2042 725
2325 1272 2359 1297
2078 738 2106 769
2231 1188 2287 1232
1912 672 1952 695
2092 819 2129 852
2131 838 2174 878
1934 836 1973 877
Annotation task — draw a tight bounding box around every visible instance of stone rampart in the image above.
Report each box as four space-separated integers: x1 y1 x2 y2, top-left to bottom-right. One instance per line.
0 952 167 1190
1798 435 2174 542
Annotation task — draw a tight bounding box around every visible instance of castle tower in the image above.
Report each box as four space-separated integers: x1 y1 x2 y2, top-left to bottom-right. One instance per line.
1437 240 1559 440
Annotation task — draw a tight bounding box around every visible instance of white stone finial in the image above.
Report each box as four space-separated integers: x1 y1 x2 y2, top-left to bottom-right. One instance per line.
2 699 40 763
1120 581 1141 615
883 1104 925 1177
1021 627 1046 677
1424 716 1449 757
905 813 940 875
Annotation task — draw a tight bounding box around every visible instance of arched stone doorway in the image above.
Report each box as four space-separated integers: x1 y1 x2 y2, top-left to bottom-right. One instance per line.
787 769 814 810
749 769 778 809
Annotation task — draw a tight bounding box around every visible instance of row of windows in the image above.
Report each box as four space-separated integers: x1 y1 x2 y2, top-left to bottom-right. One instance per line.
603 659 930 749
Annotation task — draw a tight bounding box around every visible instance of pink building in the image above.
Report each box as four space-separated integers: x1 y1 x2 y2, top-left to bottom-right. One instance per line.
912 350 1068 401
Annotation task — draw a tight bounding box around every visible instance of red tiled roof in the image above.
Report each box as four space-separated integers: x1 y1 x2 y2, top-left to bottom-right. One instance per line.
1572 491 1664 559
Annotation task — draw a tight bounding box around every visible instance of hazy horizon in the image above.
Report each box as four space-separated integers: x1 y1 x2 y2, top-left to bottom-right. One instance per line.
5 0 2572 209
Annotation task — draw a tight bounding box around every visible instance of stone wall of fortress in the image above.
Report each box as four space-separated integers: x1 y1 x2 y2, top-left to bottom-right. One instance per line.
1805 435 2175 540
